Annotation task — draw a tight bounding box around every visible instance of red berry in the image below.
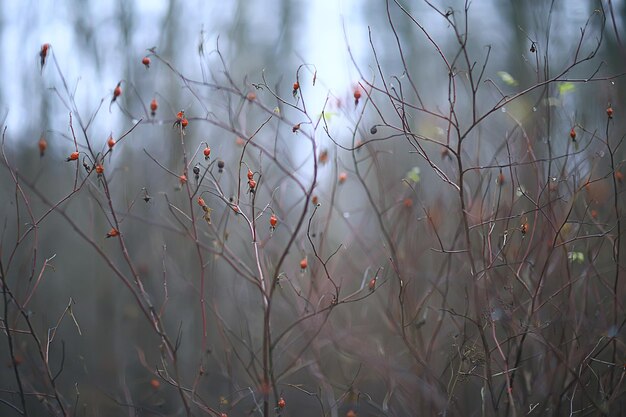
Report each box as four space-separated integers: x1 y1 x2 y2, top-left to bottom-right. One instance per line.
149 378 160 389
95 164 104 175
607 105 614 119
40 43 50 69
270 214 278 228
198 197 206 207
353 88 362 106
106 228 120 238
247 169 254 180
615 171 623 183
142 56 151 68
246 92 256 101
67 151 79 161
179 174 187 185
520 222 529 235
570 127 576 141
203 146 211 160
113 83 122 98
181 118 188 128
368 278 376 290
338 172 347 184
300 258 307 270
107 135 116 149
248 179 256 190
150 99 158 115
277 398 286 409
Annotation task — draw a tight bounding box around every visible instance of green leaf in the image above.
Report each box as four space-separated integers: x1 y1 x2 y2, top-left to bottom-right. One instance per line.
497 71 518 86
318 111 338 121
406 166 421 183
558 82 575 95
568 251 584 263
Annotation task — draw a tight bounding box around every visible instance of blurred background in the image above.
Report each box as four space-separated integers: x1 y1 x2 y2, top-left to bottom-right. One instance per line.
1 0 625 416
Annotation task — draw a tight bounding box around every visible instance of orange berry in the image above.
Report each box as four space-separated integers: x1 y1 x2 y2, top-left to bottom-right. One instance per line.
270 214 278 228
403 198 413 208
591 209 598 219
236 136 245 146
293 82 299 91
615 171 623 183
300 258 308 270
338 172 348 184
247 169 254 180
107 135 116 148
38 136 47 157
248 179 256 190
311 195 319 205
106 228 119 238
179 174 187 185
95 164 104 175
246 92 256 101
150 99 158 115
570 127 576 141
142 56 151 68
203 146 211 159
113 83 122 98
278 398 286 409
181 118 188 128
67 151 79 161
346 411 357 417
176 110 185 120
149 378 160 389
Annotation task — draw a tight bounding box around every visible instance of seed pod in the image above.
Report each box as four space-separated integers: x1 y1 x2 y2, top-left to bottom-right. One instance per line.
38 136 47 157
